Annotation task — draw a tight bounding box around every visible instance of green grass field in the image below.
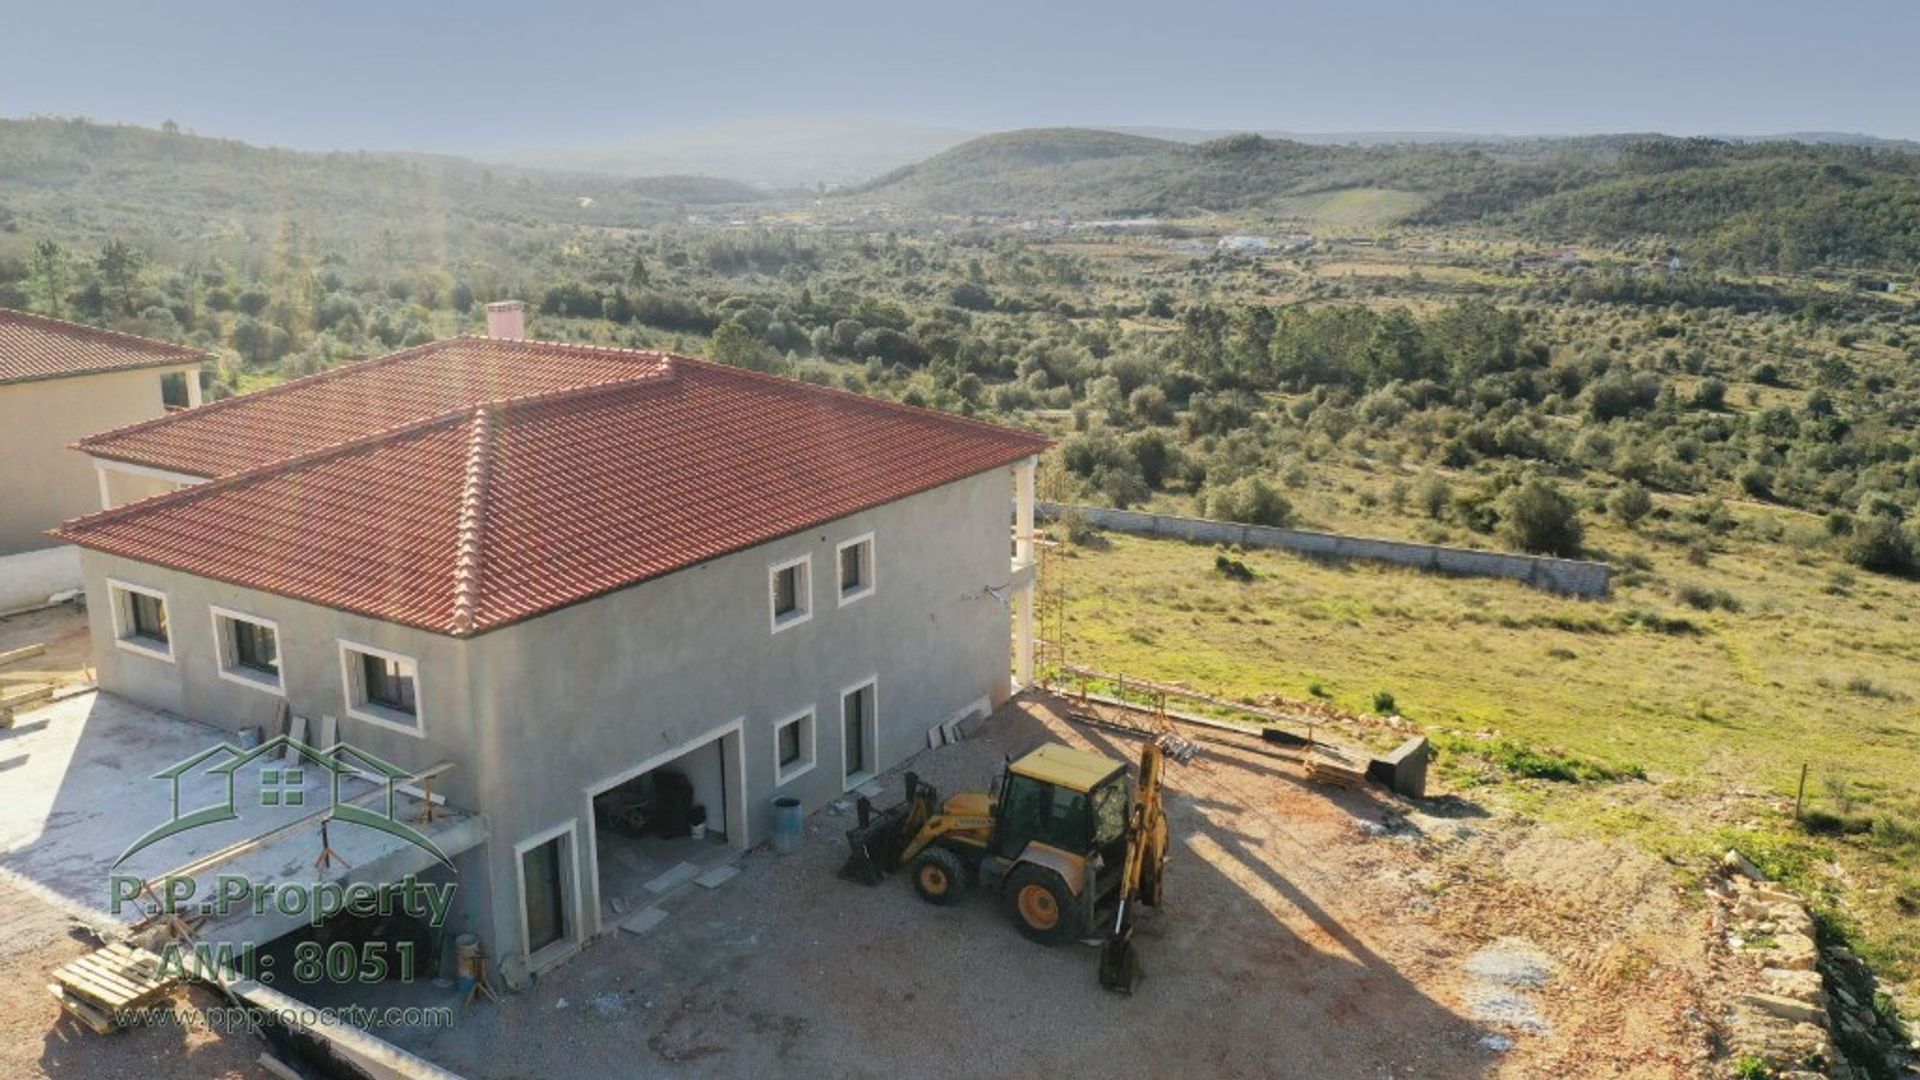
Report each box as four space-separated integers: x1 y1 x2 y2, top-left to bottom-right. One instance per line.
1051 512 1920 989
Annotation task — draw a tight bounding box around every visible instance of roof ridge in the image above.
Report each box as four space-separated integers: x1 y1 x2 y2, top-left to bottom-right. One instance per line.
72 338 456 462
56 365 679 539
54 405 477 538
666 352 1051 446
76 336 673 462
0 305 209 359
450 405 496 636
448 333 673 365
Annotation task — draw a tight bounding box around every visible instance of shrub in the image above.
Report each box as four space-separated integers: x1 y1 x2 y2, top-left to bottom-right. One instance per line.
1499 479 1584 557
1372 690 1397 715
1416 474 1451 519
1690 377 1727 410
1609 482 1653 527
1201 476 1294 528
1843 517 1915 576
1213 554 1255 581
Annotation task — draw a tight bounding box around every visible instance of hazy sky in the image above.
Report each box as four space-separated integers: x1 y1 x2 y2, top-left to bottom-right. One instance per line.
3 0 1916 151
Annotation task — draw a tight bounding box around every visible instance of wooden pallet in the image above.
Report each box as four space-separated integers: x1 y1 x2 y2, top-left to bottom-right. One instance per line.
1304 755 1368 789
48 943 175 1032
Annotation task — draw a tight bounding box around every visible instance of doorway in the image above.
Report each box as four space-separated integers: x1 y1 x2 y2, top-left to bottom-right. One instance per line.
514 821 580 970
583 719 747 935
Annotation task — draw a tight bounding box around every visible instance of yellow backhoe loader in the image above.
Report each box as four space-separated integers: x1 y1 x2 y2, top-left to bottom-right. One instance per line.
839 740 1169 993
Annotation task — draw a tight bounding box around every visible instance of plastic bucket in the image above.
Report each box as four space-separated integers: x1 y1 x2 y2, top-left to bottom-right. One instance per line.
454 933 480 993
771 797 804 855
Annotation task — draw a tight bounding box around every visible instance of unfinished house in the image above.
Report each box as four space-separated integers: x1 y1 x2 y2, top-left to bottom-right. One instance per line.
55 307 1047 983
0 307 205 610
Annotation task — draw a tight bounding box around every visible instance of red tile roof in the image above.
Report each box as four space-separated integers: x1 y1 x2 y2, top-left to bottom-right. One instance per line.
55 340 1049 636
78 336 672 478
0 307 206 386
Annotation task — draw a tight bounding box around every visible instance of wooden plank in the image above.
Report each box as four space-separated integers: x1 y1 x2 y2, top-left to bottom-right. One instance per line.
48 985 116 1035
65 956 157 1003
78 951 167 997
100 944 170 985
55 965 140 1008
69 953 151 996
0 685 51 710
0 643 45 667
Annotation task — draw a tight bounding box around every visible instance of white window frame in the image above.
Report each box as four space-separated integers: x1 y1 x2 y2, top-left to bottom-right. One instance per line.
209 605 284 696
768 554 812 634
835 532 876 607
771 706 817 786
106 578 174 663
337 639 425 737
839 675 880 791
513 819 581 972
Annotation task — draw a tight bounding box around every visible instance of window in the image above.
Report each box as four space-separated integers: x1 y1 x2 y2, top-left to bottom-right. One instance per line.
339 641 424 735
131 592 168 641
107 579 173 662
211 606 282 694
835 533 875 606
515 823 577 967
768 555 812 633
841 679 877 787
364 654 416 712
773 708 816 784
160 370 192 409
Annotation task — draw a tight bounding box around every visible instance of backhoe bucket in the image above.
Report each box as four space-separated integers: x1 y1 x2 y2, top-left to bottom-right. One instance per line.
1098 922 1142 994
838 772 935 885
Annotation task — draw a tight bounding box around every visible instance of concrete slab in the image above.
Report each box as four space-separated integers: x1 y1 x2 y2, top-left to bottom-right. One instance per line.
643 861 701 895
0 691 486 945
693 865 739 889
617 907 668 935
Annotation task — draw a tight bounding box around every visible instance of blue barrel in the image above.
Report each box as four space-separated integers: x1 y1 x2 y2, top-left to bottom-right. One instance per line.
771 797 804 855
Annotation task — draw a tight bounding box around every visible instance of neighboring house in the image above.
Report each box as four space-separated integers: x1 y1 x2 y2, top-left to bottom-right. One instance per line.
56 306 1048 983
0 307 206 612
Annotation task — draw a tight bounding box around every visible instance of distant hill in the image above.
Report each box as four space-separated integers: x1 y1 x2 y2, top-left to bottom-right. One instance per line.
0 117 765 262
847 127 1920 269
847 129 1515 220
1104 126 1920 153
492 118 978 190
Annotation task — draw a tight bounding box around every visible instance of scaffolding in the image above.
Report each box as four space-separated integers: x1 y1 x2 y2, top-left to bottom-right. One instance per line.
1034 531 1066 680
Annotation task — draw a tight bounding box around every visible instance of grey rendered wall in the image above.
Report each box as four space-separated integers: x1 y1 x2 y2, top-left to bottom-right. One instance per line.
1040 501 1611 597
80 464 1018 981
79 548 500 956
79 550 479 785
466 467 1015 967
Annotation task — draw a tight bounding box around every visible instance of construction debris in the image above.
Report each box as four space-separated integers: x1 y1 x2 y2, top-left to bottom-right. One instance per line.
47 942 176 1034
0 642 46 667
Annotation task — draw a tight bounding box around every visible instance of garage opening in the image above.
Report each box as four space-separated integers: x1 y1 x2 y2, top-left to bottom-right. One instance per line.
590 736 734 923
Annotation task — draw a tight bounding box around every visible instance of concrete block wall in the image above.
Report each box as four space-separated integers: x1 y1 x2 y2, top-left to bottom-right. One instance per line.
1038 502 1610 597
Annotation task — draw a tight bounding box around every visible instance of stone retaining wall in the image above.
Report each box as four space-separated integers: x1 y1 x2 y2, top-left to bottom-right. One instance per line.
1038 502 1610 597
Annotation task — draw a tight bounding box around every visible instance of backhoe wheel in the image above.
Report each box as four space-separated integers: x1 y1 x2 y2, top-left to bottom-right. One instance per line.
1003 865 1083 946
910 847 969 906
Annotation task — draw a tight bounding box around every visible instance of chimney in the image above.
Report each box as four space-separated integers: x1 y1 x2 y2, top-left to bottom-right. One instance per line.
485 300 526 341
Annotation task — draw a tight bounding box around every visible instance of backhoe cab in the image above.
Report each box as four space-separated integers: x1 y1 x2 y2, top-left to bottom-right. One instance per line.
840 741 1168 991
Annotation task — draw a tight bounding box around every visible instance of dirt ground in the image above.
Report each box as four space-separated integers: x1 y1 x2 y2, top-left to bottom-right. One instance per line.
0 603 93 695
0 876 266 1079
386 692 1725 1079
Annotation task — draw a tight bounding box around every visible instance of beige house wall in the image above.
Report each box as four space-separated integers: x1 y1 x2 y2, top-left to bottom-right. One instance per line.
0 363 200 554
